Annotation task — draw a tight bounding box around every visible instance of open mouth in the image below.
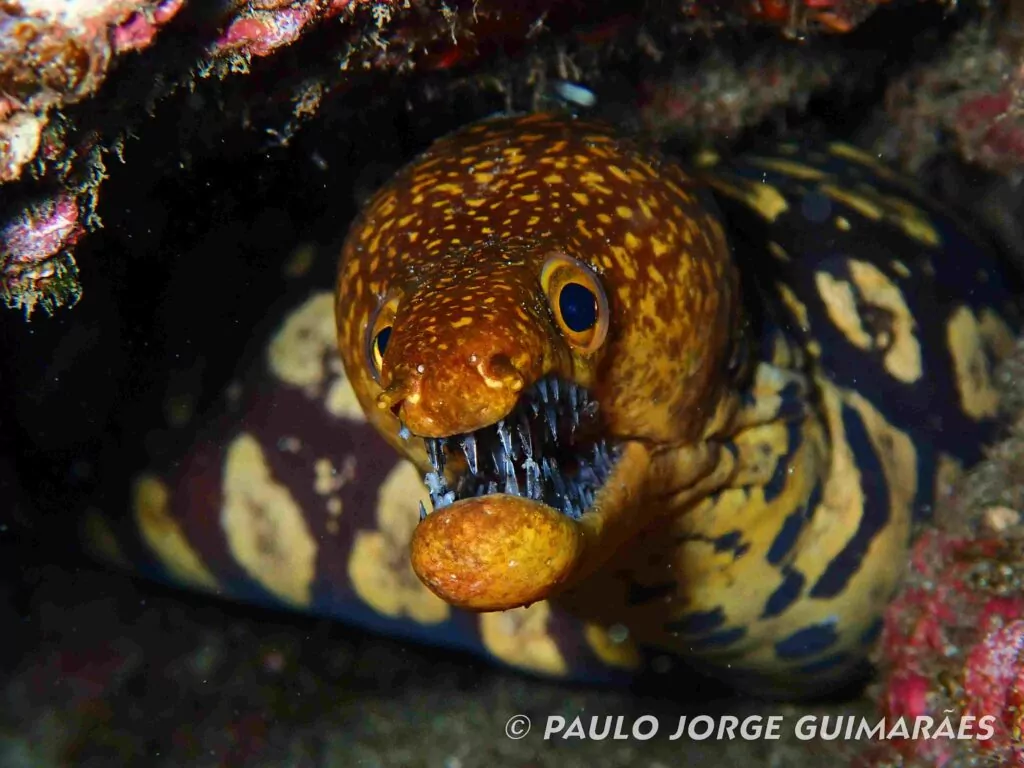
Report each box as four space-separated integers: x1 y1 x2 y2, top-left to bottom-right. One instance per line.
406 378 656 611
412 376 621 520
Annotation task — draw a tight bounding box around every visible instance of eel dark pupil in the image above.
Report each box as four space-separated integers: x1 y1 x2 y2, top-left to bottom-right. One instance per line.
558 282 598 332
374 326 392 358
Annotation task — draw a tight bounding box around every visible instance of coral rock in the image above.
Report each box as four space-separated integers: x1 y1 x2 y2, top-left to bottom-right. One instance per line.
874 528 1024 766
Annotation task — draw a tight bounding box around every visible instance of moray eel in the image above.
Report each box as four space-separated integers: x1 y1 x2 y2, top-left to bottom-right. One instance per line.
334 112 1020 693
91 112 1020 696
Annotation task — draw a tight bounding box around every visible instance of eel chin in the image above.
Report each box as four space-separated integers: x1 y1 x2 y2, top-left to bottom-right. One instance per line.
407 376 653 611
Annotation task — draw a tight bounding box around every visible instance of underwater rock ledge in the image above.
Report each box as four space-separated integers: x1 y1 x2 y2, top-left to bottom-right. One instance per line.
0 0 988 317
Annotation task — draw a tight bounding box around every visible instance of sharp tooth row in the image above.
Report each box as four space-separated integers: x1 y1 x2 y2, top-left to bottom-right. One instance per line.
419 377 612 516
524 457 541 500
593 441 614 474
542 457 569 504
424 467 453 511
503 454 519 496
426 438 445 474
497 419 513 459
461 434 478 474
518 413 533 459
545 405 559 442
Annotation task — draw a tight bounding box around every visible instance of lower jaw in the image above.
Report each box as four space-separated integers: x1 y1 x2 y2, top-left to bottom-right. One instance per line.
409 440 653 611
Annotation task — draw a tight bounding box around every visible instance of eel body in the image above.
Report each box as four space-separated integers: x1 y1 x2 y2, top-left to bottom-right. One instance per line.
88 113 1021 695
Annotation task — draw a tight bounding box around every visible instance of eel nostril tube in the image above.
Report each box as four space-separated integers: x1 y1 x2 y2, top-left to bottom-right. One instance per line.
377 380 409 413
484 353 525 393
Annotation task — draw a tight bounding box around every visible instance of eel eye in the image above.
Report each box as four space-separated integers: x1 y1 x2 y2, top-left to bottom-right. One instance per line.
371 326 392 372
366 296 399 383
541 252 609 353
559 283 597 332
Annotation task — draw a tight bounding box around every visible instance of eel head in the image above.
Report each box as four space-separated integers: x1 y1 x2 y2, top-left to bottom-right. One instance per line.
335 114 742 611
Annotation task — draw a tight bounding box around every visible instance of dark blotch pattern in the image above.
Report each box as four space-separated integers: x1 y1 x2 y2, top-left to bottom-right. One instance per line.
809 404 890 599
859 617 884 647
762 419 803 502
665 607 727 636
797 652 851 675
713 530 747 556
766 478 822 566
761 566 805 619
774 620 839 660
627 580 677 605
765 508 805 565
688 626 746 650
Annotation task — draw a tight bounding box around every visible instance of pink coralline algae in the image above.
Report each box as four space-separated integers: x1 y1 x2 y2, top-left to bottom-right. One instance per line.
0 0 396 318
0 0 931 318
0 192 84 316
0 0 186 183
112 0 185 54
211 1 373 59
738 0 887 34
870 530 1024 766
638 47 843 140
955 90 1024 170
214 8 318 59
883 19 1024 173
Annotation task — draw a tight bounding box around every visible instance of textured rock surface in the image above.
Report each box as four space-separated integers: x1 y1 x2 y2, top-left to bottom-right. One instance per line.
869 340 1024 767
0 0 939 317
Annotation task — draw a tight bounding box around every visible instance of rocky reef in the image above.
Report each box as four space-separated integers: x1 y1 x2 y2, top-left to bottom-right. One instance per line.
4 1 1024 766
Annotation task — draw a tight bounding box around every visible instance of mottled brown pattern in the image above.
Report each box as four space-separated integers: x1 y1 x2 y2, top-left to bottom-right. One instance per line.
336 112 740 450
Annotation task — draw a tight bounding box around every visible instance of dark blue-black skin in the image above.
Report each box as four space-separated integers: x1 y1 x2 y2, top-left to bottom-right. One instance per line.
707 140 1021 518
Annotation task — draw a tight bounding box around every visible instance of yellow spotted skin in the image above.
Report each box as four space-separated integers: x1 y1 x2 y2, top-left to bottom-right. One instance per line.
336 112 741 447
332 113 1021 694
98 113 1020 697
